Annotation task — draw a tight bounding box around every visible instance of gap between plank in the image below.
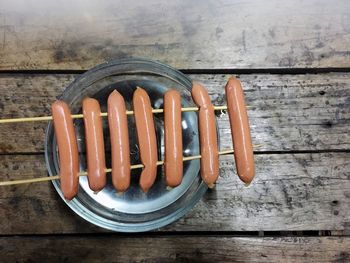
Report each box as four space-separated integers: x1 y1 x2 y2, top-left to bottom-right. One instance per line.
0 67 350 75
0 230 347 238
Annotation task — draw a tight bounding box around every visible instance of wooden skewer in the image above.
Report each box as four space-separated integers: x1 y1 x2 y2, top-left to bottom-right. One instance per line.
0 145 262 186
0 105 238 124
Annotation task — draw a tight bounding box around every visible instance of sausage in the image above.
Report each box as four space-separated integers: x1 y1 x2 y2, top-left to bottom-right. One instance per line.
164 89 183 187
51 100 79 200
225 77 255 184
133 87 158 192
82 98 106 192
107 90 131 192
191 82 219 187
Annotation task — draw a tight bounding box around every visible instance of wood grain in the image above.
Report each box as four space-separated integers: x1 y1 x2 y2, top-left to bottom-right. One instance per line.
0 153 349 234
0 0 349 70
0 73 349 153
0 236 349 263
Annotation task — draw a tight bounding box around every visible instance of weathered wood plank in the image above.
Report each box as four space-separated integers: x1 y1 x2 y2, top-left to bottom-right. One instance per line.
0 236 349 263
0 153 349 234
0 73 349 153
0 0 349 70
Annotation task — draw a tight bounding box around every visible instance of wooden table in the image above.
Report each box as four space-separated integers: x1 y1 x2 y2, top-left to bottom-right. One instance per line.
0 0 349 262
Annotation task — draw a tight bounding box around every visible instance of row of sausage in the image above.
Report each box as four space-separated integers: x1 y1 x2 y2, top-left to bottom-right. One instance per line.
51 77 255 200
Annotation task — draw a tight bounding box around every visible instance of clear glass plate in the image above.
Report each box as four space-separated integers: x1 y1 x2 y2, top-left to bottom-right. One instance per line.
45 58 211 232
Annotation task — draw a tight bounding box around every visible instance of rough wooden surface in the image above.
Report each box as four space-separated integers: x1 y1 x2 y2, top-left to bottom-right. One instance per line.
0 73 349 153
1 72 349 236
0 0 349 70
0 152 349 235
1 236 349 263
1 1 349 261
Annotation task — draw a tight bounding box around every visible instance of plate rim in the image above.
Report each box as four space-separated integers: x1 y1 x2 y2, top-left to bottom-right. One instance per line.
44 58 210 232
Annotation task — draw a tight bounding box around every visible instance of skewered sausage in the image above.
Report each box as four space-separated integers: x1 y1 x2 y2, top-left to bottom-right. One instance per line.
82 98 106 192
225 77 255 184
164 89 183 187
47 79 253 197
107 90 131 192
133 87 158 192
51 101 79 200
191 82 219 187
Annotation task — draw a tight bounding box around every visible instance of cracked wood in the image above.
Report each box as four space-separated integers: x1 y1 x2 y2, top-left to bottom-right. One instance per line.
0 153 348 234
0 73 349 153
0 0 349 69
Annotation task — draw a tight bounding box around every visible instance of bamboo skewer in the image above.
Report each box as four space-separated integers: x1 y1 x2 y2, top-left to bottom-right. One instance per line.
0 105 237 124
0 100 255 186
0 145 262 186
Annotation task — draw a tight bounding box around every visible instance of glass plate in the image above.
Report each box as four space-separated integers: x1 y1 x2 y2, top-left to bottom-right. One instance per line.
45 58 211 232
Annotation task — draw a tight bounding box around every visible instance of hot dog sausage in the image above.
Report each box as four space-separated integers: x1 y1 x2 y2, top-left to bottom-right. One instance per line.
107 90 131 192
164 89 183 187
82 98 106 192
51 101 79 200
133 87 158 192
225 77 255 184
191 82 219 187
